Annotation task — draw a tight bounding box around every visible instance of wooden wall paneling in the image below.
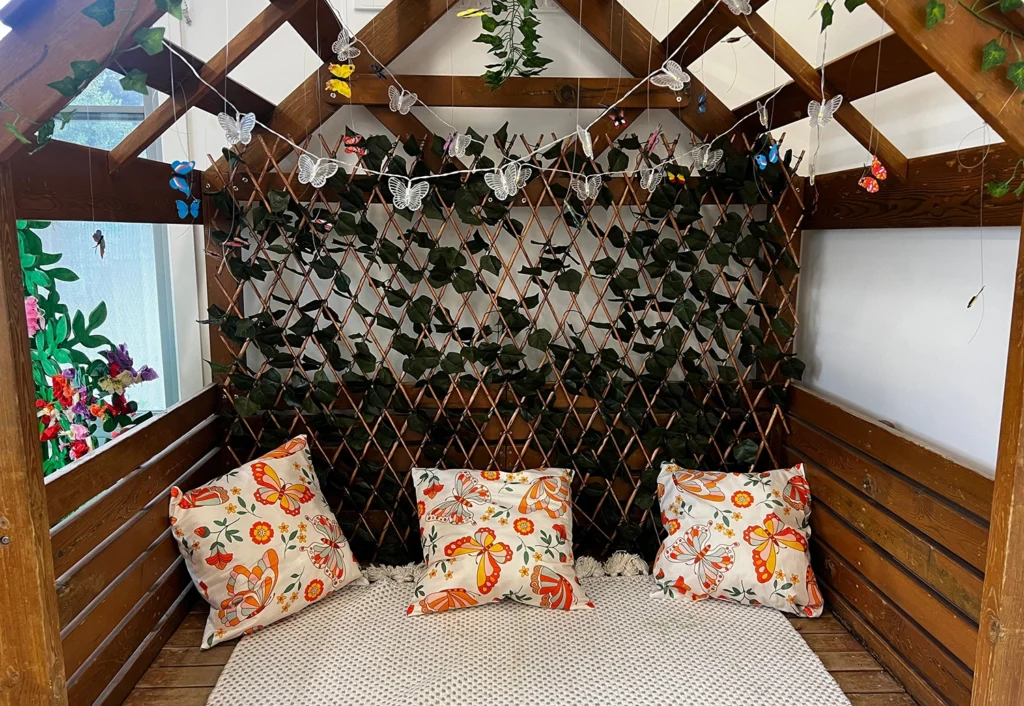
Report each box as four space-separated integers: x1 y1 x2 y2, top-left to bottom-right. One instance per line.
60 532 181 677
804 144 1023 231
54 445 223 630
864 0 1024 157
9 141 190 224
793 453 983 621
0 163 67 704
45 385 218 527
330 75 685 109
64 559 191 706
973 208 1024 705
737 34 931 132
114 42 276 122
108 0 313 175
49 417 220 577
788 417 989 570
204 0 454 187
721 8 909 180
93 587 195 706
789 387 993 519
0 0 165 160
821 580 963 706
811 502 978 668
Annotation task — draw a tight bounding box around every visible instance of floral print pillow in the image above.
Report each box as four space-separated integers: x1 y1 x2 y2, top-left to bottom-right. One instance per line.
169 435 363 648
652 462 823 617
409 467 593 615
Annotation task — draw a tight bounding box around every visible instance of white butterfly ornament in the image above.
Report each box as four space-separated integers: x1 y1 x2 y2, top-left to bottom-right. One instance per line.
651 60 691 94
485 163 531 201
639 165 664 193
297 155 339 189
332 28 361 61
447 132 471 159
571 175 602 201
390 177 430 211
808 95 843 128
576 125 594 159
724 0 753 15
756 100 769 130
218 111 256 146
691 143 724 172
389 86 417 115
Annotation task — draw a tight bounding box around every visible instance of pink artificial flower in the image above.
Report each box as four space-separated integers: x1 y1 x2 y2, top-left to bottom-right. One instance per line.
24 296 44 336
69 424 90 441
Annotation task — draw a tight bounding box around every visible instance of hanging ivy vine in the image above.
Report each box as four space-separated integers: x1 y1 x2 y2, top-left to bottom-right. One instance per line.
467 0 553 90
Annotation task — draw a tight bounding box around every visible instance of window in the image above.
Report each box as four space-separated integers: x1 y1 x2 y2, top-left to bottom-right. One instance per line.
42 70 179 411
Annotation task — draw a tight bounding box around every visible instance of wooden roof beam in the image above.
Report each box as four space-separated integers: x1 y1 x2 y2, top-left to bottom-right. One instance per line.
864 0 1024 156
285 0 342 63
663 0 768 68
0 0 166 162
736 33 931 131
204 0 454 188
113 41 275 122
551 0 743 142
107 0 311 175
804 143 1021 229
327 75 686 109
721 6 909 180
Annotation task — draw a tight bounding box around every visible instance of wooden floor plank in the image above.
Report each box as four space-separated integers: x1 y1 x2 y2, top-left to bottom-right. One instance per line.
126 598 917 705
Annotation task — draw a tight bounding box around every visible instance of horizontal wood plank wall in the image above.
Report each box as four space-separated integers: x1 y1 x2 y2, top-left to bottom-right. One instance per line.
785 386 993 706
47 386 226 706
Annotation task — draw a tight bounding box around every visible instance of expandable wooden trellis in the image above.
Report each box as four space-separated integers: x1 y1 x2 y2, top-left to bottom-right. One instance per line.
201 126 806 564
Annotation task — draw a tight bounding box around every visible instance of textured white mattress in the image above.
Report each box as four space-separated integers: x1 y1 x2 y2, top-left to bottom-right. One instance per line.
207 575 851 706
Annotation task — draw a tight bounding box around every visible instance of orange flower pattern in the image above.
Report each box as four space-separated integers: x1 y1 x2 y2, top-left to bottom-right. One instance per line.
410 467 590 615
169 435 363 649
653 462 822 617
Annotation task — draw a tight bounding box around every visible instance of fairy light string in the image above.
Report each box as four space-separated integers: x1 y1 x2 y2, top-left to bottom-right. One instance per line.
173 0 788 196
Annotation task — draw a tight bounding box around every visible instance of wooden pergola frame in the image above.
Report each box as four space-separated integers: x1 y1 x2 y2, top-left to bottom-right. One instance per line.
1 1 1024 704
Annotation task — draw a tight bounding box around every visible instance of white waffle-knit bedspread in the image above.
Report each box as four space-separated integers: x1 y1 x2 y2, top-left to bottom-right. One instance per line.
207 575 851 706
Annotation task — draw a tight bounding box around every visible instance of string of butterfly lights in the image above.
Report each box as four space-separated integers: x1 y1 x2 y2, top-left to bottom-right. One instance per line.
172 0 832 210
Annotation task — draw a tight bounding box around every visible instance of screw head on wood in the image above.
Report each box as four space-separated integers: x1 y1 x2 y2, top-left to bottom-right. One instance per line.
0 536 9 546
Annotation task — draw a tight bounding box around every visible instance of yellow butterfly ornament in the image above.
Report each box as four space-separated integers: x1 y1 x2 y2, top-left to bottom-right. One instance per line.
325 63 355 98
457 8 488 18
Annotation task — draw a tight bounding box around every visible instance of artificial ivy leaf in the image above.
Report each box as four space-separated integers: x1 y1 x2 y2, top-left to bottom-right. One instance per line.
134 27 166 55
528 328 552 351
820 2 833 31
119 69 149 96
607 147 629 173
591 256 617 277
46 77 80 97
156 0 185 20
4 123 30 145
82 0 115 25
268 190 290 213
480 254 502 275
556 269 582 294
986 180 1012 197
1001 0 1023 11
233 396 261 418
844 0 866 9
924 0 945 29
71 60 102 83
982 40 1007 71
493 121 509 150
452 269 477 294
772 317 795 339
692 269 715 292
1008 61 1024 90
733 439 759 465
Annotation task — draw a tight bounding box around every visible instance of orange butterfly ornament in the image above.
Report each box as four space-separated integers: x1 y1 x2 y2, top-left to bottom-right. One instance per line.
858 155 887 193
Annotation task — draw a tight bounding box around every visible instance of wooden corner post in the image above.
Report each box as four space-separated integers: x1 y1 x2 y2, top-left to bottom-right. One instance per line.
975 209 1024 705
0 163 67 704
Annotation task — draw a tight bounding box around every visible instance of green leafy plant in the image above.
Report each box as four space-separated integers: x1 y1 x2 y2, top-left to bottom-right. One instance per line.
0 0 176 152
19 221 159 474
472 0 553 90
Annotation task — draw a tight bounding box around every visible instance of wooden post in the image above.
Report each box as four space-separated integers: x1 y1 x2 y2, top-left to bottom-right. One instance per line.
0 163 67 704
974 210 1024 705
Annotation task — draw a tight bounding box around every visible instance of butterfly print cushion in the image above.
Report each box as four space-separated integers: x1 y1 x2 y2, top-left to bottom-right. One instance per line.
169 435 364 648
652 462 823 618
409 468 593 615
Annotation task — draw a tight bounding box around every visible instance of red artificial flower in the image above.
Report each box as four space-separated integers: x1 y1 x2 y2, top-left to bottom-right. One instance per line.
108 393 130 416
39 425 59 442
70 440 90 459
51 375 74 407
108 362 121 376
89 403 109 419
205 550 234 571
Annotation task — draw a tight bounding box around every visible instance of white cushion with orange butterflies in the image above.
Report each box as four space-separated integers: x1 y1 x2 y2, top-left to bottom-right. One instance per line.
169 435 364 648
652 461 824 617
409 467 593 615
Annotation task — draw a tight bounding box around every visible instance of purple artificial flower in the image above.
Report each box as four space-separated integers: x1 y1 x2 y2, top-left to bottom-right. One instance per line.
62 369 76 380
71 401 89 417
137 365 159 382
101 343 136 375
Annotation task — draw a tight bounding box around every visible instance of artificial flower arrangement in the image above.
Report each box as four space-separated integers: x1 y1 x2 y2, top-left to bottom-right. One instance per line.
20 220 158 475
